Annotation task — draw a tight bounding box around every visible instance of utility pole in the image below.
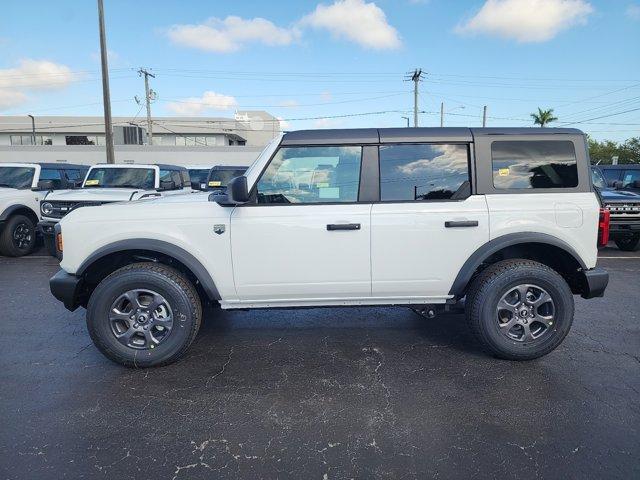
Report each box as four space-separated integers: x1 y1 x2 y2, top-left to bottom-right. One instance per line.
27 115 36 145
97 0 115 163
138 68 156 145
482 105 487 127
401 116 410 127
405 68 425 127
440 102 444 127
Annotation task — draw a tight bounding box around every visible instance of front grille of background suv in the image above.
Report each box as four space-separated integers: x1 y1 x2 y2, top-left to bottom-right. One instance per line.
606 203 640 217
43 201 111 219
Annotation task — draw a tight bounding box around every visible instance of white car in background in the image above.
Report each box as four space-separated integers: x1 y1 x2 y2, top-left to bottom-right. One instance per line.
38 163 192 255
0 163 88 256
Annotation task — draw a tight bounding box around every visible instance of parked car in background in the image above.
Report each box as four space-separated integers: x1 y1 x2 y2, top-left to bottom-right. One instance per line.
49 127 608 367
599 164 640 193
185 165 214 191
592 167 640 251
0 163 88 257
38 164 191 256
203 165 248 193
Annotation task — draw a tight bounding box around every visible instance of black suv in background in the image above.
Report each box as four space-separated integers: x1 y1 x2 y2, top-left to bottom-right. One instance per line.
599 164 640 193
203 165 248 194
592 167 640 251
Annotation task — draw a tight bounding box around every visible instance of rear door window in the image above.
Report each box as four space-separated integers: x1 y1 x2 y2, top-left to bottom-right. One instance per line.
491 141 578 189
379 144 470 201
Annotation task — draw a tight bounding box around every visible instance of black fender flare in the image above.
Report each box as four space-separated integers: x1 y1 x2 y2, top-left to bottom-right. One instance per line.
449 232 588 296
0 204 39 222
76 239 221 300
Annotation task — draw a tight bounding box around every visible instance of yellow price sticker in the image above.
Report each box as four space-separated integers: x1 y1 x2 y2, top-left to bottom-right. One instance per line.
208 181 222 187
85 179 99 185
498 168 510 177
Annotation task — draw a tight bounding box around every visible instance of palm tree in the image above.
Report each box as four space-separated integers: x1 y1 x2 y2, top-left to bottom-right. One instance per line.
530 108 558 127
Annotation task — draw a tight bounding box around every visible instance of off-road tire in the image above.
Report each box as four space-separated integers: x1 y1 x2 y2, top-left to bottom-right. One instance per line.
87 262 202 368
0 214 36 257
466 259 574 361
614 233 640 252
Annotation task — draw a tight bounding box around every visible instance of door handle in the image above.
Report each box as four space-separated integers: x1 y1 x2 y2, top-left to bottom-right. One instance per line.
327 223 361 231
445 220 479 228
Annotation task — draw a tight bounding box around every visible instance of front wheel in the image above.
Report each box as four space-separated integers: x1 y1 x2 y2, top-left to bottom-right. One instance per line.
466 259 574 361
0 214 36 257
86 263 202 367
614 233 640 252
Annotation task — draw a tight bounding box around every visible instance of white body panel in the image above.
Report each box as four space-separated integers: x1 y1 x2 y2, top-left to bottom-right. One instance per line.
486 192 600 269
371 196 489 298
229 204 372 303
0 164 43 220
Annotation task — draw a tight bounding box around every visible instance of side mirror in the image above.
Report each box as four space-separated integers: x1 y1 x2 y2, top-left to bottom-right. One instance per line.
71 179 83 189
213 176 249 206
613 181 623 190
632 180 640 189
158 180 176 191
33 180 54 191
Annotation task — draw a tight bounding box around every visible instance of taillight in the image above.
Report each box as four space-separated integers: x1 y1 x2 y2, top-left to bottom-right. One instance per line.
598 208 610 247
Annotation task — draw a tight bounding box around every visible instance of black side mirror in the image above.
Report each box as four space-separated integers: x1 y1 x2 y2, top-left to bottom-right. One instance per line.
213 176 249 206
632 180 640 189
71 179 83 188
613 181 623 190
33 180 54 191
228 176 249 203
158 180 176 191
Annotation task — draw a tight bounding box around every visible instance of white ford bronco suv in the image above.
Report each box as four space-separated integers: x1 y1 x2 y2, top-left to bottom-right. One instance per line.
0 162 88 256
49 128 609 367
38 163 192 255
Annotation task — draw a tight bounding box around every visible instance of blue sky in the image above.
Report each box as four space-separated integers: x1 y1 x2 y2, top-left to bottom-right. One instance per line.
1 0 639 141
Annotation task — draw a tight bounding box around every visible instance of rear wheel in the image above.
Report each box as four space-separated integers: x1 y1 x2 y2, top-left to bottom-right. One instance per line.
0 214 36 257
466 259 574 360
614 233 640 251
86 262 202 367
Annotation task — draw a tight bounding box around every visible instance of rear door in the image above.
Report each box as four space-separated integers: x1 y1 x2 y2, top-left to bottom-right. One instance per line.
231 144 372 303
371 143 489 298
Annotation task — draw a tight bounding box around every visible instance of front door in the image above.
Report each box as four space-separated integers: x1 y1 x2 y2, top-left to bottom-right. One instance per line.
371 143 489 299
231 145 371 304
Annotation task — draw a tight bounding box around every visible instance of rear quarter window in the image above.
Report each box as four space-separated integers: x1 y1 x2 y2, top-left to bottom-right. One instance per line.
491 141 578 189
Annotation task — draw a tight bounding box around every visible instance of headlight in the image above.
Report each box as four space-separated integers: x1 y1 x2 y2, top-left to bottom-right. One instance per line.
41 202 53 216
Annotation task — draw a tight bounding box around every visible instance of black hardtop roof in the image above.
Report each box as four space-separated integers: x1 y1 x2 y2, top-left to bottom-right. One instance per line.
210 165 248 170
0 162 88 169
92 163 187 171
600 164 640 169
281 127 585 145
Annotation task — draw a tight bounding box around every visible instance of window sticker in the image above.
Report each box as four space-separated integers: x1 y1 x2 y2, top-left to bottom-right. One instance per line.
498 168 510 177
208 181 222 187
85 179 99 186
318 187 340 199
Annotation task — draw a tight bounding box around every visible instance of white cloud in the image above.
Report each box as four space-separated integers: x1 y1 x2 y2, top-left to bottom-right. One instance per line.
627 4 640 20
455 0 594 42
314 118 343 128
167 16 300 53
301 0 401 49
165 91 238 115
277 116 291 130
0 59 79 111
278 99 299 107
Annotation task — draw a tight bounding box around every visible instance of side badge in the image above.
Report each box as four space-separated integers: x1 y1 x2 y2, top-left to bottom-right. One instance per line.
213 224 226 235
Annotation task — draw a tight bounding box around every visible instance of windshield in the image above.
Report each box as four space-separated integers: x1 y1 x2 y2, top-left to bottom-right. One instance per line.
84 168 155 189
0 167 35 189
208 169 247 188
188 169 209 184
591 168 607 190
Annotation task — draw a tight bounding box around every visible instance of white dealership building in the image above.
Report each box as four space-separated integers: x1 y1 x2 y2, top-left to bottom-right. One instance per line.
0 111 281 167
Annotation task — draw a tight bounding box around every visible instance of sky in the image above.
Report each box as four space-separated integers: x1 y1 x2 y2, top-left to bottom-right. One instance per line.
1 0 639 141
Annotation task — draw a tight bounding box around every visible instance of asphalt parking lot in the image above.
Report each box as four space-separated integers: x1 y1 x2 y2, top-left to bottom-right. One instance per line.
0 247 638 479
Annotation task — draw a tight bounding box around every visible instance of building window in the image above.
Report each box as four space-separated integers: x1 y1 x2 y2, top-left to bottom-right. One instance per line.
11 135 53 145
66 135 97 145
491 141 578 189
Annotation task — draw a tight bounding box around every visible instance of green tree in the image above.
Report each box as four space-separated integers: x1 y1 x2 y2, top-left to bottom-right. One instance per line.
530 107 558 127
588 136 640 164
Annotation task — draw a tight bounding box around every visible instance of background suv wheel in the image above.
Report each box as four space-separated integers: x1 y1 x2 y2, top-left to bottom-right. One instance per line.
614 233 640 252
0 214 36 257
86 262 202 367
466 259 574 360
